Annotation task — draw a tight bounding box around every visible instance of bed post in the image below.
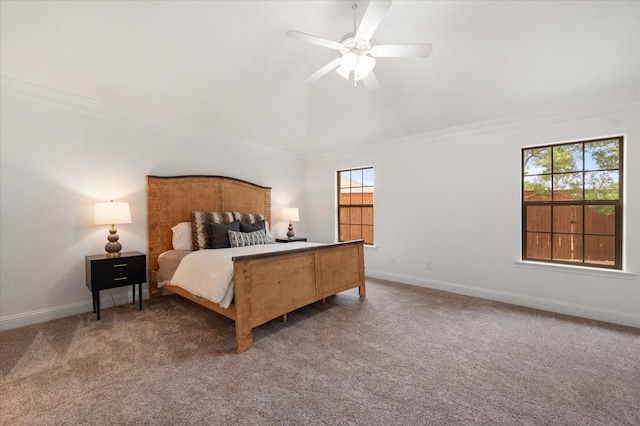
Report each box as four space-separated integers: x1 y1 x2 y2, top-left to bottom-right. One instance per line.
233 261 253 353
148 279 160 299
358 242 366 297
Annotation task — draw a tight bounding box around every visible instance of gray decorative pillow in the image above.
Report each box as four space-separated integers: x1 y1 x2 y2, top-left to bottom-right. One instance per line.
239 220 265 233
233 212 265 224
207 221 241 249
190 211 234 250
228 229 269 247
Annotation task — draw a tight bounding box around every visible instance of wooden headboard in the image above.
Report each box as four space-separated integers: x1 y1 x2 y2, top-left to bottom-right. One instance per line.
146 175 272 284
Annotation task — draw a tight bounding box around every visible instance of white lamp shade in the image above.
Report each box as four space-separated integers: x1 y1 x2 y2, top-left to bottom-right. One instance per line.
336 64 351 79
336 52 356 79
95 202 132 225
354 55 376 80
282 208 299 222
341 52 357 69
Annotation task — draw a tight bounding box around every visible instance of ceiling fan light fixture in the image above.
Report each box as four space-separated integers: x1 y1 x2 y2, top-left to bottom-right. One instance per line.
336 52 357 79
336 51 376 81
342 52 357 69
336 64 351 79
354 54 376 80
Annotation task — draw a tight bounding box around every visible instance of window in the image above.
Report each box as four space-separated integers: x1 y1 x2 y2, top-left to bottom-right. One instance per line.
522 137 623 269
338 167 374 245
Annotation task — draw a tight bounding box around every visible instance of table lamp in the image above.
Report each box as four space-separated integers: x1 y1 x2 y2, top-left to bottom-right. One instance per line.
282 207 299 239
95 201 132 257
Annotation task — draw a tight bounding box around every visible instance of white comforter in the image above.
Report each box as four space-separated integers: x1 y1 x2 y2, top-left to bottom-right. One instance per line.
165 242 320 308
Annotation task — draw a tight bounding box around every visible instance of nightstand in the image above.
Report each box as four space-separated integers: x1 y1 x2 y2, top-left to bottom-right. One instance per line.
85 251 147 320
276 237 307 243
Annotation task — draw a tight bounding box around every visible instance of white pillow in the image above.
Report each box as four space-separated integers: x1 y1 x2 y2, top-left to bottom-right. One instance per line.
171 222 192 250
265 221 275 243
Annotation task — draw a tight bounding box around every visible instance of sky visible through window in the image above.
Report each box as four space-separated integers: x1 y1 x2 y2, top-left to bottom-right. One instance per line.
340 168 374 186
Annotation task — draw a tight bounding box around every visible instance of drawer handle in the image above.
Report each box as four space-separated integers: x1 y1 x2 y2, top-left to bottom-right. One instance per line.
113 263 128 268
114 277 128 281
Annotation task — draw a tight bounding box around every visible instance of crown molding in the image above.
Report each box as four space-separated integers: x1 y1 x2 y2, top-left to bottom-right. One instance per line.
307 96 640 161
3 75 637 162
0 75 304 162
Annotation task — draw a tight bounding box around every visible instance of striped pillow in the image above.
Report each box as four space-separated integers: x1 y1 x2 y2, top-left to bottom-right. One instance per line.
190 211 234 250
228 229 269 248
233 212 265 224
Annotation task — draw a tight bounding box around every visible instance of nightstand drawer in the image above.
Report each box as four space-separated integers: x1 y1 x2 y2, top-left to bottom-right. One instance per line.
89 255 145 275
90 273 144 290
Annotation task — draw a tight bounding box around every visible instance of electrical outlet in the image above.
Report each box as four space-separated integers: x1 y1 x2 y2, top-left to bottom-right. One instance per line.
425 261 432 270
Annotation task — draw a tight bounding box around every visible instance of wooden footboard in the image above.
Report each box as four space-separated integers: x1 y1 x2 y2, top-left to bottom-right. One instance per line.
233 240 365 353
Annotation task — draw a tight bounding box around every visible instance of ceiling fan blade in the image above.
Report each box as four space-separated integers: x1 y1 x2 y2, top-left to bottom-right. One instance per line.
355 0 392 41
285 30 343 50
371 44 433 58
362 70 380 91
306 58 343 82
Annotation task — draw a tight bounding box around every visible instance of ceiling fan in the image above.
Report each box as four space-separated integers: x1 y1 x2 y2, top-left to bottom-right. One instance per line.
286 0 432 90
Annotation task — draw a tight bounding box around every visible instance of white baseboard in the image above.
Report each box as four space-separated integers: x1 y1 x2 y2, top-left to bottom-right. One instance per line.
0 287 149 331
366 270 640 329
3 275 638 330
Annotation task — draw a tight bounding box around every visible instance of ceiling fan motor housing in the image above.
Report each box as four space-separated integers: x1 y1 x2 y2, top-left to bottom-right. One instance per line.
339 35 372 56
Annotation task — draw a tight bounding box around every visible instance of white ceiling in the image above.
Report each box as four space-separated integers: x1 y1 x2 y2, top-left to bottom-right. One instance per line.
1 1 639 157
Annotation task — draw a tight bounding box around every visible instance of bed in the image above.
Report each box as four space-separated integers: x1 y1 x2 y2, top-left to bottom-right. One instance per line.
146 175 365 353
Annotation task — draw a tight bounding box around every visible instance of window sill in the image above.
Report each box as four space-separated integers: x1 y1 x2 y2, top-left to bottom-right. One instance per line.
514 260 637 280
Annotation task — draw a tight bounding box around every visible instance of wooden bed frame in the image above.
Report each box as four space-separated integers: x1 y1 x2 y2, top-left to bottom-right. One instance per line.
146 175 365 353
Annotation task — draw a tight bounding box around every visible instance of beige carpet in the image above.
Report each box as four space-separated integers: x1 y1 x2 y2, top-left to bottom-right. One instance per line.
1 279 639 425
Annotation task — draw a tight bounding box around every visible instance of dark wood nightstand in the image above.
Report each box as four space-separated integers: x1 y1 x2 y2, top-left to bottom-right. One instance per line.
85 251 147 320
276 237 307 243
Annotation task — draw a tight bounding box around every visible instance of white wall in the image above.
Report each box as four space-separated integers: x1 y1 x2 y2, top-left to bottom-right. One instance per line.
306 101 640 328
0 84 307 329
2 81 638 330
